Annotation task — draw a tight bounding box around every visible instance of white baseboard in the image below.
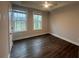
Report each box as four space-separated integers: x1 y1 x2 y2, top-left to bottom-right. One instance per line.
50 33 79 46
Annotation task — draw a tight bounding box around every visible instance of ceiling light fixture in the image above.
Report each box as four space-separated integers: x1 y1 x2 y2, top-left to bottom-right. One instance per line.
44 1 49 8
43 1 52 8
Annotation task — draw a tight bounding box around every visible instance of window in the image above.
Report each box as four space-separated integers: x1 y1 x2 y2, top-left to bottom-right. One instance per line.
33 14 42 30
12 10 27 32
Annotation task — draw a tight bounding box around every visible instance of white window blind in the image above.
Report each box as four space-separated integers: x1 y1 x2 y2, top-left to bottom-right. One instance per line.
12 10 27 32
33 13 42 30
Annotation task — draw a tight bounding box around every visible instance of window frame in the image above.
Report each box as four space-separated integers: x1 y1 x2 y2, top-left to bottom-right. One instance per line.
33 13 43 31
12 10 27 33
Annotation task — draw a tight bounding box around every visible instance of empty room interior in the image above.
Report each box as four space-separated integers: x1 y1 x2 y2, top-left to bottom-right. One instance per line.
0 1 79 58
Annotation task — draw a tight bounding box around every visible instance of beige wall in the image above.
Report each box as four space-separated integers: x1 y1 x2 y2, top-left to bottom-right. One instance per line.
13 8 49 40
0 2 10 57
49 3 79 45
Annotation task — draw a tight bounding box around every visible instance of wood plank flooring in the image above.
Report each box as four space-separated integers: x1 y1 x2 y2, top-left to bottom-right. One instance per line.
11 34 79 58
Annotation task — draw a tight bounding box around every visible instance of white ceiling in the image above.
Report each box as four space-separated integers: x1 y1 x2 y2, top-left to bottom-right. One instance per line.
11 1 75 11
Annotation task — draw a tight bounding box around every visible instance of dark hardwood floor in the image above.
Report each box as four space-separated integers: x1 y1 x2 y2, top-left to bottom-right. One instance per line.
11 34 79 58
